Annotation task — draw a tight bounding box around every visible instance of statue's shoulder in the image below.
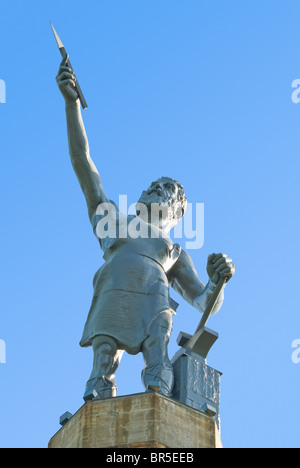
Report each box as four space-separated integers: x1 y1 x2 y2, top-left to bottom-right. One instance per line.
91 199 120 232
173 246 195 270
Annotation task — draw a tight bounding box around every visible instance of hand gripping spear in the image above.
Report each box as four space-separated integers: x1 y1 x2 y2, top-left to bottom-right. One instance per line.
50 22 88 110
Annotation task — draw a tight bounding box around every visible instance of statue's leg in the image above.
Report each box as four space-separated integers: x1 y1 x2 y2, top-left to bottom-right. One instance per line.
141 311 174 397
83 335 123 401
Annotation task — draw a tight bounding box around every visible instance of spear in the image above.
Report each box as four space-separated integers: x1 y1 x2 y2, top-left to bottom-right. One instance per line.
50 21 88 110
195 276 228 333
176 276 228 360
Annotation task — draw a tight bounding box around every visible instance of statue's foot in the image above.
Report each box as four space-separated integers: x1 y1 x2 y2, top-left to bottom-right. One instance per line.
83 376 117 402
142 363 174 398
145 380 172 397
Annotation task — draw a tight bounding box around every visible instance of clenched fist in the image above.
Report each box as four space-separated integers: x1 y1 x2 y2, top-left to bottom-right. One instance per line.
207 253 235 285
56 55 79 104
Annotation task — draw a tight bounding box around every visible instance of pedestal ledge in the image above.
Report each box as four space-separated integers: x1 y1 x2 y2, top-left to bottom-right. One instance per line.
48 392 222 449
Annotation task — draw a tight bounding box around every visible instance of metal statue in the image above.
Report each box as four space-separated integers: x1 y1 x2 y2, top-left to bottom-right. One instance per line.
53 27 235 401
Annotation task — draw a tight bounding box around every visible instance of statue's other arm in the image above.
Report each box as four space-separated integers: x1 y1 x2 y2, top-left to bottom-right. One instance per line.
56 56 108 222
168 250 235 315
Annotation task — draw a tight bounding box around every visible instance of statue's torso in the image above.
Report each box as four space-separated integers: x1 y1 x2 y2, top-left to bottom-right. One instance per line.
94 234 181 294
80 210 181 352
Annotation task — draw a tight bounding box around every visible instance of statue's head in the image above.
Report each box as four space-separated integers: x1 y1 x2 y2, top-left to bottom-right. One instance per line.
136 177 187 230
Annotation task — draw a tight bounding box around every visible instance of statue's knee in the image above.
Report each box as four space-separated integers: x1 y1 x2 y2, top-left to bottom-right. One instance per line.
144 329 170 350
148 312 173 341
92 335 118 353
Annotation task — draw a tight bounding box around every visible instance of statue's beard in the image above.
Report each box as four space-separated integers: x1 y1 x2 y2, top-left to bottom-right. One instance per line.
136 191 176 226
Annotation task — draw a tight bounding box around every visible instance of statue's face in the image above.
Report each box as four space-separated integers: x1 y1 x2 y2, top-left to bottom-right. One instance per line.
138 178 179 208
136 178 183 228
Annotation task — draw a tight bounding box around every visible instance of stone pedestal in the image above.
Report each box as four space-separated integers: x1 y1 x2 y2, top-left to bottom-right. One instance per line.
48 392 222 448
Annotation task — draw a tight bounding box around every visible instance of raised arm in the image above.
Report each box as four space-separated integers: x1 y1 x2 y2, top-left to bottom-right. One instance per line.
168 250 235 316
56 56 108 222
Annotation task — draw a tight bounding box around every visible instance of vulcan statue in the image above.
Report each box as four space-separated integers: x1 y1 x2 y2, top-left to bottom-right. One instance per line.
56 55 235 401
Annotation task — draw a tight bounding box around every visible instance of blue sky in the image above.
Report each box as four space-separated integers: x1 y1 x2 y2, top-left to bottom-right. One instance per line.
0 0 300 448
